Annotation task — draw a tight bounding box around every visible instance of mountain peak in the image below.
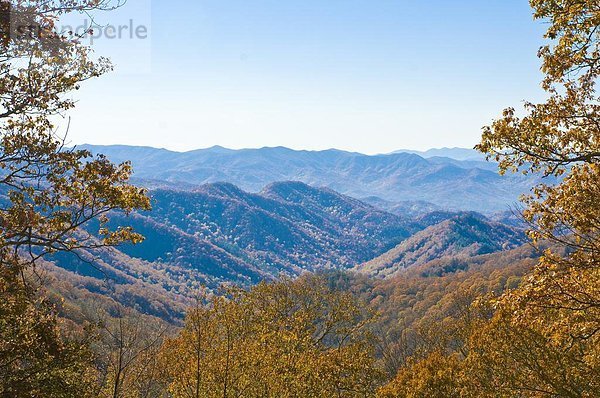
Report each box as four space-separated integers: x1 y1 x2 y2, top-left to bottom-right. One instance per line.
261 181 343 206
392 147 484 161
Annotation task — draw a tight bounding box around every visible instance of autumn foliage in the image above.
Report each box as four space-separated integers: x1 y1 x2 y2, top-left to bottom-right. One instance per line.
379 0 600 396
160 276 382 397
1 0 599 397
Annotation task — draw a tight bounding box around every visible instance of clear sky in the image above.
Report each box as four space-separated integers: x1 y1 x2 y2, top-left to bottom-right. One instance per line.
63 0 548 154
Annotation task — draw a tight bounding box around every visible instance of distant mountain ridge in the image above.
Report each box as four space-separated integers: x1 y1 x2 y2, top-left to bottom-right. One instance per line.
78 144 540 213
392 147 486 161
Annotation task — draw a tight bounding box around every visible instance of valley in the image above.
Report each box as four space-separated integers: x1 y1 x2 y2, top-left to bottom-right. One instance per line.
38 156 533 323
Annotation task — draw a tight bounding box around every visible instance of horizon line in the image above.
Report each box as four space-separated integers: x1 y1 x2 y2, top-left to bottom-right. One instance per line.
75 143 479 157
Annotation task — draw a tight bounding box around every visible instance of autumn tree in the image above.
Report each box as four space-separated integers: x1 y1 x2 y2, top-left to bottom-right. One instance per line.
0 0 150 270
0 263 98 397
378 3 600 395
374 285 495 398
93 307 169 398
0 0 150 396
377 351 464 398
469 0 600 396
161 275 384 398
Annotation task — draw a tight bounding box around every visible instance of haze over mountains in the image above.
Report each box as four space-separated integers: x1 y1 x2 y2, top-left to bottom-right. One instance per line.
79 144 540 213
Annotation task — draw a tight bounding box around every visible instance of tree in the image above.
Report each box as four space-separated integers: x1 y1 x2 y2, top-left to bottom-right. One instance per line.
93 307 169 398
379 3 600 394
377 351 464 398
0 0 150 271
465 304 593 398
0 1 150 396
161 276 384 398
472 0 600 395
374 284 494 398
0 264 98 397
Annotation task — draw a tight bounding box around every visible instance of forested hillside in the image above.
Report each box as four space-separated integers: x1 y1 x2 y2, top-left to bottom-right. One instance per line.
83 181 415 285
359 212 526 278
40 182 525 322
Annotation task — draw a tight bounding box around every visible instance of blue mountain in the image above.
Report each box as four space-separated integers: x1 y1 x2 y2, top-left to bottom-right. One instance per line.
79 145 542 213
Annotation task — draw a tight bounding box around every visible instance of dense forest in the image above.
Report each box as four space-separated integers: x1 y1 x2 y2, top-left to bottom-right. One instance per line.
1 0 599 397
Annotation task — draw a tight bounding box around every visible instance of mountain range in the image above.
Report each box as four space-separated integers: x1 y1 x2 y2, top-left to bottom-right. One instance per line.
41 180 529 322
78 144 543 213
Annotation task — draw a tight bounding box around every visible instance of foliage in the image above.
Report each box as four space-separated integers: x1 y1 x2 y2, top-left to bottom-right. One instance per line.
465 303 598 397
381 0 600 396
0 1 150 396
93 307 169 398
160 275 384 398
4 0 600 396
360 212 525 278
377 351 464 398
475 0 600 395
0 0 150 268
0 264 97 397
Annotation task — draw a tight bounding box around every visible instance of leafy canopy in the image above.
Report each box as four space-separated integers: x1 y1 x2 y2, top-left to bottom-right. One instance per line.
161 275 383 398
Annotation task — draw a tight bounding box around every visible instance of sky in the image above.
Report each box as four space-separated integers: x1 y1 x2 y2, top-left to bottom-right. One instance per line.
62 0 548 154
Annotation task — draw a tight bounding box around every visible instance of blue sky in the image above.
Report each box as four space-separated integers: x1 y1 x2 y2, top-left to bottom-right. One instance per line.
65 0 547 154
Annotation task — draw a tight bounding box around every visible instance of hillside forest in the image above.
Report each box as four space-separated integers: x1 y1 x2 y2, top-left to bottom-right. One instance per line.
1 0 599 397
